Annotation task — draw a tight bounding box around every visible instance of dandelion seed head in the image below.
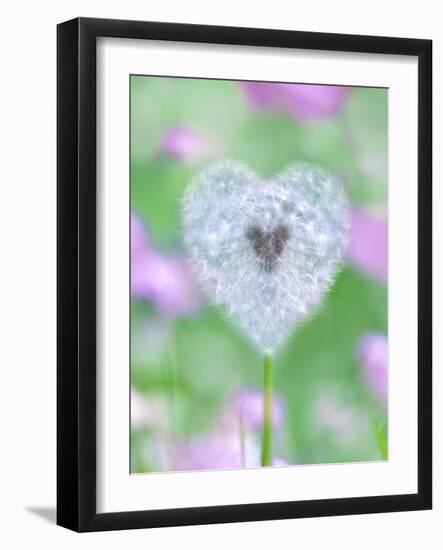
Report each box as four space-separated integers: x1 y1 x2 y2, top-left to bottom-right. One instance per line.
183 160 350 352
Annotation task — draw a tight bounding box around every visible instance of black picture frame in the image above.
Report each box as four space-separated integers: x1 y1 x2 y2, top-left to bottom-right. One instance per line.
57 17 432 532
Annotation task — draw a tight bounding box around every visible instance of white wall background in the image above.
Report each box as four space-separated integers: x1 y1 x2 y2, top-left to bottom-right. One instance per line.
0 0 440 547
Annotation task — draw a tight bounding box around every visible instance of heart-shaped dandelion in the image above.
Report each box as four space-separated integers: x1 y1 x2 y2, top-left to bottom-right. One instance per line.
182 160 350 466
183 160 350 352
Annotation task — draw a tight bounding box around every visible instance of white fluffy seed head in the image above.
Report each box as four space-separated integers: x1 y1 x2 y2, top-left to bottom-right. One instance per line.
183 160 350 353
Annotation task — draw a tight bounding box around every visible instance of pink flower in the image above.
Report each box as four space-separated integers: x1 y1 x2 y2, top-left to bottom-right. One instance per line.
131 212 149 260
159 125 215 164
241 82 350 120
229 388 285 431
359 332 388 404
348 208 387 282
175 433 253 471
272 457 290 467
131 212 200 317
174 389 288 471
175 432 288 471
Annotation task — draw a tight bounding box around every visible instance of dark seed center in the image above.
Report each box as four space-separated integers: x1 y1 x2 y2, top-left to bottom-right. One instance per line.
246 224 290 272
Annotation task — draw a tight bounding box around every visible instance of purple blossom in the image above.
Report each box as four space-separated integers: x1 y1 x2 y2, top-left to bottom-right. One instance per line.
131 212 199 317
241 82 350 120
131 212 149 260
159 125 216 164
175 433 252 470
229 388 285 431
359 332 388 404
272 457 289 467
348 208 387 283
175 431 287 471
174 389 288 471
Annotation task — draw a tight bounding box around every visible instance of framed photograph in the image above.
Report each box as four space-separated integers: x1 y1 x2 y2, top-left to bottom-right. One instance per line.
57 17 432 531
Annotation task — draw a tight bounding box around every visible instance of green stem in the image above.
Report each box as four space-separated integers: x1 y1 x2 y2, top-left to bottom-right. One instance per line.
373 417 388 460
261 353 273 467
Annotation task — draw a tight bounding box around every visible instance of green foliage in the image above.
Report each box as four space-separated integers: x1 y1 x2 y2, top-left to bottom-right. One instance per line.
343 88 388 204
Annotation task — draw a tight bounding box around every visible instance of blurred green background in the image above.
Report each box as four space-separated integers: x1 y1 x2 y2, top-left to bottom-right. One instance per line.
130 76 388 473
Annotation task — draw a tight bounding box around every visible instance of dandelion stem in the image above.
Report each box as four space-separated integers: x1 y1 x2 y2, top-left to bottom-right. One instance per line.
261 353 273 467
